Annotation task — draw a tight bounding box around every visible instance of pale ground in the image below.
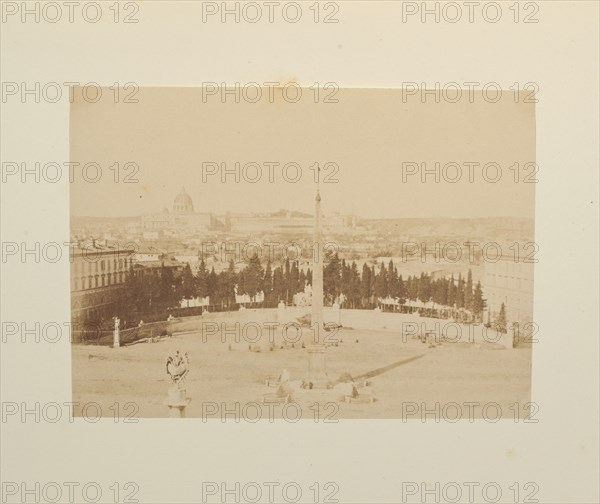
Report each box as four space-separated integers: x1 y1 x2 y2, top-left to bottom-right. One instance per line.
72 309 532 420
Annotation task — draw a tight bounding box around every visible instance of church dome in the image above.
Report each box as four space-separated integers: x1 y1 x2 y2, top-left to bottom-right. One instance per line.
173 187 194 214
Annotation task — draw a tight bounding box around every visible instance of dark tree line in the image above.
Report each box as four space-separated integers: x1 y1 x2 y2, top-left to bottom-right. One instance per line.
192 257 313 309
115 252 486 324
323 253 485 319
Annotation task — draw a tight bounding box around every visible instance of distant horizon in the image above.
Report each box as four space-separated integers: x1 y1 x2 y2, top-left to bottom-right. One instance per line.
71 212 535 222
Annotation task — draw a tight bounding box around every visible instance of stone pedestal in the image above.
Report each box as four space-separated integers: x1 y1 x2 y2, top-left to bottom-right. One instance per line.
306 344 329 388
164 385 191 418
113 327 120 348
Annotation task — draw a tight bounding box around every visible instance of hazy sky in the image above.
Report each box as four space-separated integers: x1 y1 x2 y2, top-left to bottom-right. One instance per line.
70 88 535 219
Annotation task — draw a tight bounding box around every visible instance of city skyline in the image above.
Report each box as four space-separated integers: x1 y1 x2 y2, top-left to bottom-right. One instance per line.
71 185 535 223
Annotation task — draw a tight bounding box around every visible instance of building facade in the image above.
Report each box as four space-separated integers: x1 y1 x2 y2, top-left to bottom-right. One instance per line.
70 240 135 327
483 255 534 326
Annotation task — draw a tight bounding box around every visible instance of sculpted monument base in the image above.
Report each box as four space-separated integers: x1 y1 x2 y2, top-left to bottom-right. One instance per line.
164 385 191 418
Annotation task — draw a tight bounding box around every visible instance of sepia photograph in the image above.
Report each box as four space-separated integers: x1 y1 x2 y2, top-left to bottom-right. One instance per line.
2 2 598 503
70 87 536 419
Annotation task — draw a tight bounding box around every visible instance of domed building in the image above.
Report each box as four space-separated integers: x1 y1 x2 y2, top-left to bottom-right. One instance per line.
141 187 224 239
173 187 194 214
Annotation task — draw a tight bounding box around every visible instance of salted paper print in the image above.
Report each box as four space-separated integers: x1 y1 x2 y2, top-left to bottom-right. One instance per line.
69 87 536 420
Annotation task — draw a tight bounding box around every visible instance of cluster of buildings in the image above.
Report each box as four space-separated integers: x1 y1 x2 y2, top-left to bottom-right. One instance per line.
141 187 225 240
70 189 534 332
140 187 357 240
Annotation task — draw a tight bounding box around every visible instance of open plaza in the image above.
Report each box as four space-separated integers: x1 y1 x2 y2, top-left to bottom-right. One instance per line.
71 308 532 420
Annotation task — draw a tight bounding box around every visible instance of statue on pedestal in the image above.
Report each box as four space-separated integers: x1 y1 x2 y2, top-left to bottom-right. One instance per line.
112 317 120 348
164 350 191 417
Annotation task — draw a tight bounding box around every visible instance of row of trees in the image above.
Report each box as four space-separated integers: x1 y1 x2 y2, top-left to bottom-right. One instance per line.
323 254 486 316
193 256 314 308
189 253 485 315
116 257 315 321
114 253 487 324
117 265 181 319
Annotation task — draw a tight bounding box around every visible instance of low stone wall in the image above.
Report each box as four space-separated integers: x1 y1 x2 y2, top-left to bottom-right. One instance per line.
336 309 514 348
75 307 515 349
192 307 515 349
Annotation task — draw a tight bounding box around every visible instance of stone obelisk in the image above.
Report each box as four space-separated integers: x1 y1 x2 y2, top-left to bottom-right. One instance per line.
311 188 324 339
307 185 328 387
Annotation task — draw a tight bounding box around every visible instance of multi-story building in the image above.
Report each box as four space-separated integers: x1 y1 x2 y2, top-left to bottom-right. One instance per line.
483 255 534 326
134 246 163 263
131 257 185 280
70 239 135 327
